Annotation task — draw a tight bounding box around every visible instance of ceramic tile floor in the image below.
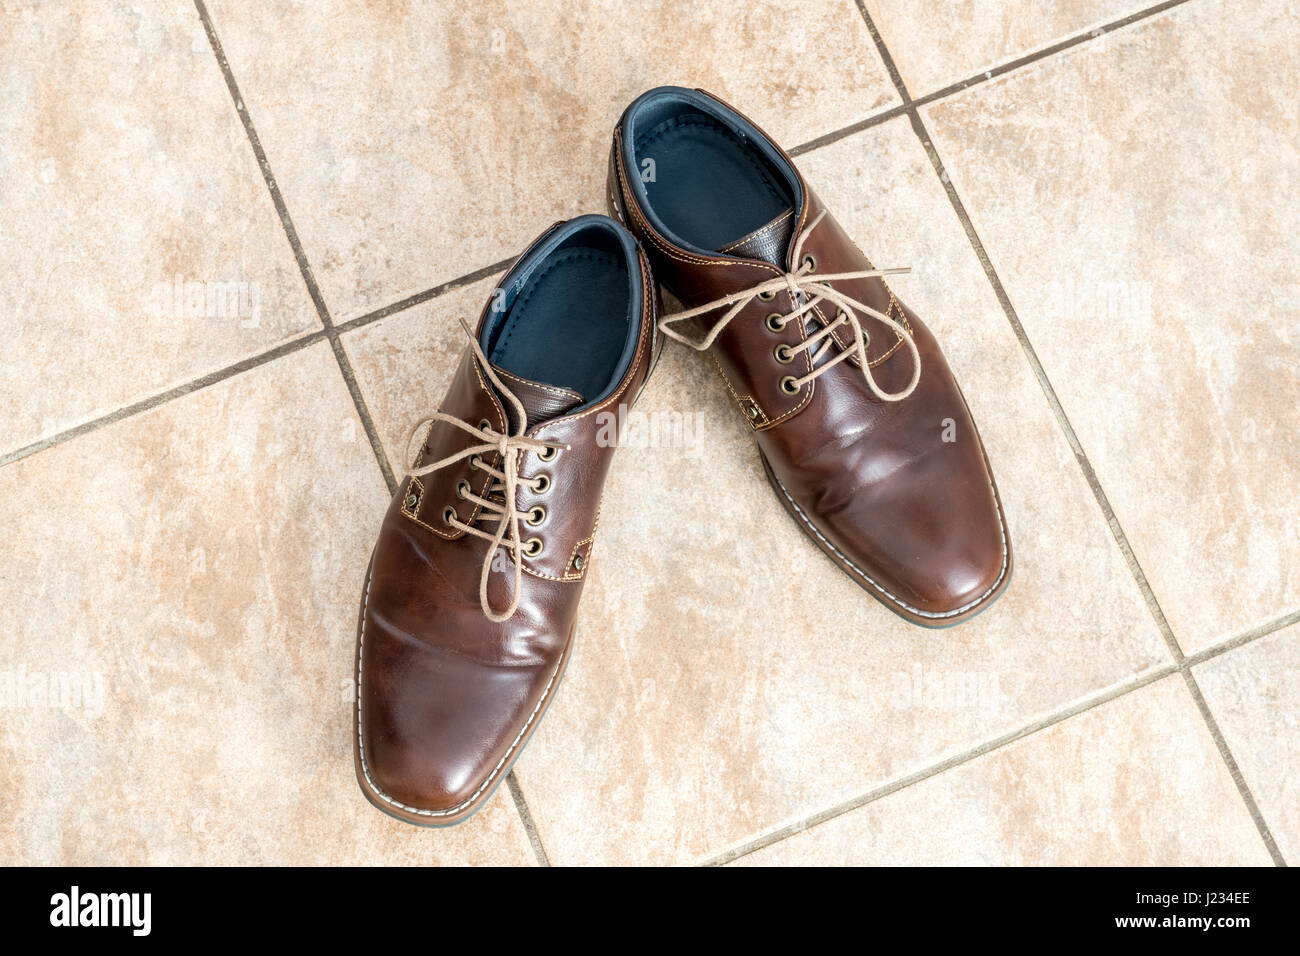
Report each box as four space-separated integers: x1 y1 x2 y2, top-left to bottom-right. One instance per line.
1 0 1294 866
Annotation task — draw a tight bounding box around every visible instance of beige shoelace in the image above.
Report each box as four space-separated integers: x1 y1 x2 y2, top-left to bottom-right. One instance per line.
659 210 921 402
401 321 568 622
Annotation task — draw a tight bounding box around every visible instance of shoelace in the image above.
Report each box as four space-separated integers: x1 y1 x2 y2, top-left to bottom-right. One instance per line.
658 210 921 402
401 321 568 622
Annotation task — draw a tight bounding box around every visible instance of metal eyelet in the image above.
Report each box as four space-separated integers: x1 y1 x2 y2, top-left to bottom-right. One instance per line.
538 445 558 462
478 419 491 431
455 479 470 499
526 505 546 526
532 474 550 494
757 289 776 301
572 554 585 571
442 506 457 524
469 454 482 470
801 254 817 272
779 376 800 395
523 537 544 558
774 344 794 365
765 312 786 332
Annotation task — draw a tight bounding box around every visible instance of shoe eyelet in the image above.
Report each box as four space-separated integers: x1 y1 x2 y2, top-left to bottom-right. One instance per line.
469 454 482 470
532 474 550 494
478 419 493 433
572 554 585 571
801 254 817 272
538 445 558 462
757 289 776 302
523 537 544 558
455 479 470 499
774 344 794 365
526 505 546 526
779 376 800 395
765 312 786 332
442 506 457 525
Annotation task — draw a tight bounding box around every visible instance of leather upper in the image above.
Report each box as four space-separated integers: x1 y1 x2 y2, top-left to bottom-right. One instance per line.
355 218 658 822
608 88 1012 625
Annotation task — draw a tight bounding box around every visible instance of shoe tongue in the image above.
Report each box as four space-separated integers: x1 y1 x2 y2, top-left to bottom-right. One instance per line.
488 364 584 432
716 208 795 267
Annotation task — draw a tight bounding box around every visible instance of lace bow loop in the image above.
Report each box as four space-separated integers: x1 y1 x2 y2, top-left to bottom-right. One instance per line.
400 320 568 622
657 210 921 403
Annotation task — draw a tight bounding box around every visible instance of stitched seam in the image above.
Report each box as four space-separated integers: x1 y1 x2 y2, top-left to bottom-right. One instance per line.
705 349 765 425
402 354 509 541
719 209 794 254
516 253 651 578
355 564 565 817
767 458 1008 618
495 367 584 403
616 132 809 425
615 139 742 268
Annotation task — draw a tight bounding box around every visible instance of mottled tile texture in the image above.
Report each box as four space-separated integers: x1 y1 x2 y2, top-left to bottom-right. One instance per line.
737 677 1272 865
0 2 319 457
2 0 1293 866
0 346 535 864
1194 625 1300 863
864 0 1150 94
924 0 1300 652
202 0 899 318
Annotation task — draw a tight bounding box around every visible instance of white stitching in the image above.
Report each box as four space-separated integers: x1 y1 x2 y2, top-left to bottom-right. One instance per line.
355 564 565 817
766 457 1009 619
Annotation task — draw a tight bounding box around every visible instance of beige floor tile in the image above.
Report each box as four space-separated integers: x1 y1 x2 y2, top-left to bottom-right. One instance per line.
0 344 535 865
342 116 1170 865
201 0 899 320
864 0 1149 95
0 3 320 458
1195 624 1300 863
923 0 1300 653
735 676 1271 865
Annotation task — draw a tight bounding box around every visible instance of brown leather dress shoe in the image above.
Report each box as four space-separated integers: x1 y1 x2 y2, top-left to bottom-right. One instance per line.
608 87 1011 627
354 215 658 825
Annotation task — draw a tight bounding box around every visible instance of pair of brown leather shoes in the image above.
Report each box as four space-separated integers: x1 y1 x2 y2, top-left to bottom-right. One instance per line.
354 87 1013 826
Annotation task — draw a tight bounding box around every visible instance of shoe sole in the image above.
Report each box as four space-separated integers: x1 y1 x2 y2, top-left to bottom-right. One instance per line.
759 450 1012 629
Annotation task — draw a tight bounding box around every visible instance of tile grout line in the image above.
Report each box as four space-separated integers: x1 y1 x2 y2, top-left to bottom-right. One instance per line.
191 0 552 862
193 0 397 494
905 0 1196 113
0 0 1269 868
1184 608 1300 667
0 331 325 469
506 773 552 867
706 663 1179 865
334 258 515 334
707 603 1292 865
0 0 1190 473
852 0 1286 867
790 0 1195 157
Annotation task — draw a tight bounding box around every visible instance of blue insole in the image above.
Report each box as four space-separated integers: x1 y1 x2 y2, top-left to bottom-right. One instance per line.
635 113 791 250
488 248 628 400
